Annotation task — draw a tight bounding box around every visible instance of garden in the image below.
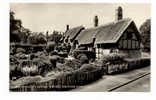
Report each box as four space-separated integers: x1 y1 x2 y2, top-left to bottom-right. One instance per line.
10 42 150 91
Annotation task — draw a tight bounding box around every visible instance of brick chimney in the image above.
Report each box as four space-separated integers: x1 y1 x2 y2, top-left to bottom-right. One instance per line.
94 15 98 27
115 6 123 21
66 24 69 31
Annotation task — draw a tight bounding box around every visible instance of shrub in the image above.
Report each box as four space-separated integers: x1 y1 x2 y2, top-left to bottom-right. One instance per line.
30 51 48 60
58 57 65 64
49 55 59 68
73 50 96 60
57 59 82 72
10 55 19 65
77 54 89 64
33 56 54 76
79 64 98 72
101 53 126 63
10 62 24 80
58 51 68 58
46 42 56 53
16 48 26 53
15 52 28 60
50 51 58 56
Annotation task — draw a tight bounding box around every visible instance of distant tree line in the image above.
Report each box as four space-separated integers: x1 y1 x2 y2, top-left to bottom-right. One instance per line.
139 19 151 53
10 11 64 45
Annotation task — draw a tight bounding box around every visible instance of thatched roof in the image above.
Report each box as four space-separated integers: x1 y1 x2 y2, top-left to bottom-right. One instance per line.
64 26 85 42
76 18 140 45
95 18 132 44
76 28 97 45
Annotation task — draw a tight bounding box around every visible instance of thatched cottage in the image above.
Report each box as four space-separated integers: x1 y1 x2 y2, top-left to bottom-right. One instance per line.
64 25 85 51
65 6 142 59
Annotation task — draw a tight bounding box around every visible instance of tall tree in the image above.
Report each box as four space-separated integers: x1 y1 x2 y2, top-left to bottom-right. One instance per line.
10 11 22 42
139 19 151 52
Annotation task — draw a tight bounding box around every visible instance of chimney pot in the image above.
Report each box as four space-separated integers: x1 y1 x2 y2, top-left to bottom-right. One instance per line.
94 15 98 27
115 6 123 21
66 24 69 31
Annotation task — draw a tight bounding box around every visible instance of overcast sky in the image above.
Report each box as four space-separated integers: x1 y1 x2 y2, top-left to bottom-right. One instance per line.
10 3 151 34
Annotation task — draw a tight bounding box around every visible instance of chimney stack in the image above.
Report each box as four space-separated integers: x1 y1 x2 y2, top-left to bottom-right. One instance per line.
94 15 98 27
66 24 69 31
115 6 123 21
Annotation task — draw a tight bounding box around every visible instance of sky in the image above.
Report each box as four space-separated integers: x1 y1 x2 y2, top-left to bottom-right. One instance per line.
10 3 151 34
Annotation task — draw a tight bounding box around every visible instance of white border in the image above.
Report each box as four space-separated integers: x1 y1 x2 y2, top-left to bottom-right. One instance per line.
0 0 155 100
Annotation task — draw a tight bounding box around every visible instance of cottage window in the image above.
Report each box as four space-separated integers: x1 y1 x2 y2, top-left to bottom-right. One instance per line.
123 40 127 49
136 41 139 49
128 40 131 49
132 40 135 49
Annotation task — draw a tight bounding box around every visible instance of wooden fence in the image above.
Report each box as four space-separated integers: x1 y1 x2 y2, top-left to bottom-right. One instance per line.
10 67 104 91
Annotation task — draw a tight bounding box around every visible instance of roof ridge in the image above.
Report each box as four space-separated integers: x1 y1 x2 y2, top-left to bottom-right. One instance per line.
84 18 132 31
99 18 132 28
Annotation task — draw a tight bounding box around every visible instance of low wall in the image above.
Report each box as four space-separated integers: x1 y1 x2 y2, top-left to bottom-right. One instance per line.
104 57 150 74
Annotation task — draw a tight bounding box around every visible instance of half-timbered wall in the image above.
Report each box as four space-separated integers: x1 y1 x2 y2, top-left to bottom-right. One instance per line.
118 25 140 50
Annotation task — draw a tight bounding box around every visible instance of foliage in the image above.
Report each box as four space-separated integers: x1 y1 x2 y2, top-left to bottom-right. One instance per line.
58 51 68 58
79 64 98 72
46 42 56 53
19 28 31 43
63 59 82 71
139 19 151 52
77 54 89 64
27 33 47 45
16 48 26 53
15 52 28 60
10 11 22 43
48 31 63 44
101 53 126 64
50 51 58 56
73 50 96 60
49 55 59 67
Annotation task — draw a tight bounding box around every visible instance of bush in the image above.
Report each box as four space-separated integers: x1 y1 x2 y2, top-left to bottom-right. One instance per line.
10 61 24 80
101 53 126 63
30 51 48 60
46 42 56 53
58 51 68 58
50 51 58 56
49 55 59 67
33 56 54 76
73 50 96 60
77 54 89 64
10 55 19 65
16 48 26 53
79 64 98 72
56 59 82 72
15 52 28 60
